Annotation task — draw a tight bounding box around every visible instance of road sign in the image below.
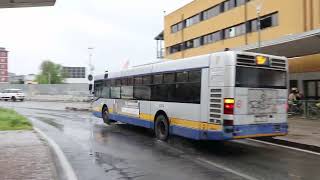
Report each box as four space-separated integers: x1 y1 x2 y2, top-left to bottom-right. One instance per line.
88 74 93 81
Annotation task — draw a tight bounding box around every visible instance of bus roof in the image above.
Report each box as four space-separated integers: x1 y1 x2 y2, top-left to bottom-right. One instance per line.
95 51 287 80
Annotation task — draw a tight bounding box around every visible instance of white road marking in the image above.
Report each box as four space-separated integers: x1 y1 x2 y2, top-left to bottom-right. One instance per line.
197 158 259 180
248 139 320 156
34 126 78 180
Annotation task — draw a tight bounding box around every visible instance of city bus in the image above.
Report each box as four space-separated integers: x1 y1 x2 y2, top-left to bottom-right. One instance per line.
92 51 288 141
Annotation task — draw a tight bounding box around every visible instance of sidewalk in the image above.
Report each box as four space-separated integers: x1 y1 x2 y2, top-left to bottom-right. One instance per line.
0 130 57 180
272 117 320 149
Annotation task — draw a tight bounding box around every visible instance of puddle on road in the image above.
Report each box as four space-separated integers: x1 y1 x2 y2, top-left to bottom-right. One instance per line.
94 151 146 180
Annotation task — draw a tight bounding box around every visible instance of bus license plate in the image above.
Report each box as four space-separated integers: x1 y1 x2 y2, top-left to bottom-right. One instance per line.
254 115 269 123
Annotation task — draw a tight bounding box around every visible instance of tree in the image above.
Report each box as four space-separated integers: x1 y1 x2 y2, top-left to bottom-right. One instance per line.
36 60 66 84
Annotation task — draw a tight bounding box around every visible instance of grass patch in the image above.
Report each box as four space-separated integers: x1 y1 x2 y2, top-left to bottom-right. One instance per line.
0 108 32 131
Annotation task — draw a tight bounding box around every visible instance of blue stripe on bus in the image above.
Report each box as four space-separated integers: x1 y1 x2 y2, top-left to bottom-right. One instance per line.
93 111 102 118
92 111 288 140
170 126 232 140
109 113 154 129
233 123 288 137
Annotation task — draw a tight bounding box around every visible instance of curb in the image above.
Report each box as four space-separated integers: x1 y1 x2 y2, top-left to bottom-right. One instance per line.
253 137 320 154
34 127 78 180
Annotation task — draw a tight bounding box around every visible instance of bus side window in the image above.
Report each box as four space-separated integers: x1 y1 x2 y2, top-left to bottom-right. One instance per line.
110 79 121 99
102 80 110 98
133 76 151 100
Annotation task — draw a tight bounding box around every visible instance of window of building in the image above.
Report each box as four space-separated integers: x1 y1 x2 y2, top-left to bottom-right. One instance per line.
236 0 246 6
224 27 236 38
186 14 201 27
193 38 201 48
203 31 222 45
203 5 221 20
185 40 194 49
168 12 278 54
290 80 298 90
260 16 272 29
235 23 246 36
224 0 236 11
0 52 7 57
170 44 182 54
171 25 178 33
304 80 320 99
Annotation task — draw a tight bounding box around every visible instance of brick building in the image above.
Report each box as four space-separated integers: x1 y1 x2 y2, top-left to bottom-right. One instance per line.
0 48 8 83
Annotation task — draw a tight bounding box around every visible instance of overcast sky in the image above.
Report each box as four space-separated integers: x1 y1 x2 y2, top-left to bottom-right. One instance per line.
0 0 192 75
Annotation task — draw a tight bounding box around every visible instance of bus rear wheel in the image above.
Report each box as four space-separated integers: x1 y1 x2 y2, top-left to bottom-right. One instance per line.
155 115 169 141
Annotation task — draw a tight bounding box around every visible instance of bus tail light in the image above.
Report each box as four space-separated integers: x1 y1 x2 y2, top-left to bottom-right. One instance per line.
224 98 235 115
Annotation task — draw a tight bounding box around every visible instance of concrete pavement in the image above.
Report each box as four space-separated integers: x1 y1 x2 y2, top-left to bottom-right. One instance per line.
0 130 57 180
271 117 320 150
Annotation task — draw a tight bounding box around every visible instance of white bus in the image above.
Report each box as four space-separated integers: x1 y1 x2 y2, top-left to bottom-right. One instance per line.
92 51 288 141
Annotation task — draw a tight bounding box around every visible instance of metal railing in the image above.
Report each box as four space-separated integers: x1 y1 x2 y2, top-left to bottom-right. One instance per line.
288 100 320 119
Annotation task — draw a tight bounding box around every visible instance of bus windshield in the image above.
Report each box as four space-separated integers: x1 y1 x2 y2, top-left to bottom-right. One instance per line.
236 66 287 89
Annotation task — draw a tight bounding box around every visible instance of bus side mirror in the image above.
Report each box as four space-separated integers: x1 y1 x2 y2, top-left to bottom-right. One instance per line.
89 84 93 91
92 91 95 95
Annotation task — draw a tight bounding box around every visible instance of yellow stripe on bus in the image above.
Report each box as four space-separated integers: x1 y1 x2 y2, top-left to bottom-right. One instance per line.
170 118 222 131
139 113 154 122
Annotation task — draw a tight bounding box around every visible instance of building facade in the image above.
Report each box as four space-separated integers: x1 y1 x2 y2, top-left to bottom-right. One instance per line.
162 0 320 99
0 48 8 83
62 66 88 84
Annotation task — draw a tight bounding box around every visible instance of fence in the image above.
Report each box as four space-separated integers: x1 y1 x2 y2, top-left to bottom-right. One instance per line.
288 100 320 119
0 84 91 102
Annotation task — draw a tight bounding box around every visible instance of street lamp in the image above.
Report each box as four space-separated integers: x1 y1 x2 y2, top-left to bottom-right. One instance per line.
88 47 95 75
252 0 264 51
256 5 262 50
88 47 95 94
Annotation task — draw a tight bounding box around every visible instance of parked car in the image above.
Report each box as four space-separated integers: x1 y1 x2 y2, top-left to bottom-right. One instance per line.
0 89 25 101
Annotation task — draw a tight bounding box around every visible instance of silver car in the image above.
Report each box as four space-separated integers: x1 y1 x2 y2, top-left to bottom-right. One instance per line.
0 89 25 101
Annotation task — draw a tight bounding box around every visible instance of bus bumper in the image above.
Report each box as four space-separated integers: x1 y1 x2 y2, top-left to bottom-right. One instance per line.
232 123 288 139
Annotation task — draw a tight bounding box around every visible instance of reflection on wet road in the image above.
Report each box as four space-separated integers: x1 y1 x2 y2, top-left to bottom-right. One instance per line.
2 101 320 180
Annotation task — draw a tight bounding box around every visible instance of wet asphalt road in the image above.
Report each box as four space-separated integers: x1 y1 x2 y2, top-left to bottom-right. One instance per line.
1 101 320 180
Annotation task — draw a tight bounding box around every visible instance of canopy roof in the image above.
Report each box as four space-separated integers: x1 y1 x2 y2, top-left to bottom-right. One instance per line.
234 29 320 58
0 0 55 8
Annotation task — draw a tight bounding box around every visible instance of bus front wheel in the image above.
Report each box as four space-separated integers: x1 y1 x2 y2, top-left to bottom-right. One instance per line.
155 115 169 141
